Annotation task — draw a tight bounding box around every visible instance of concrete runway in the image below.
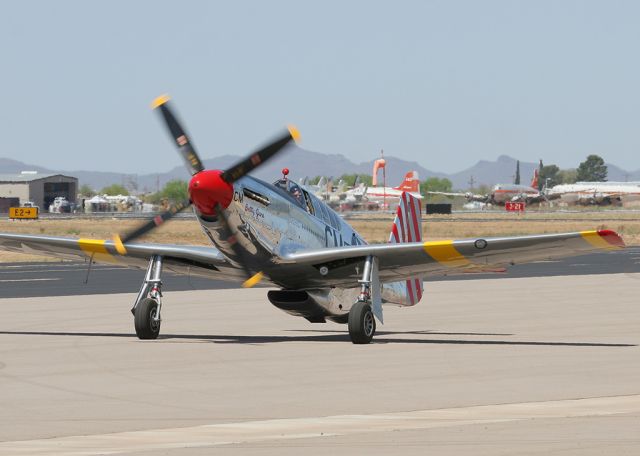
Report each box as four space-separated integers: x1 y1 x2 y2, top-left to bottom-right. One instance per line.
1 273 639 454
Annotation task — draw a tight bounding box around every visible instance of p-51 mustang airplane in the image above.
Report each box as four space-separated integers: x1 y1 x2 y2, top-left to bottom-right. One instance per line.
0 96 625 344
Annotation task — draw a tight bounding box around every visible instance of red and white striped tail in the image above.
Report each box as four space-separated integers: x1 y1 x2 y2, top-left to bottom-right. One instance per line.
388 192 424 305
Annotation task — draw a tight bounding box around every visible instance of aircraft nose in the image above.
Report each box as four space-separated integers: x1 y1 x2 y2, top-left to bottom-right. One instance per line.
188 170 234 216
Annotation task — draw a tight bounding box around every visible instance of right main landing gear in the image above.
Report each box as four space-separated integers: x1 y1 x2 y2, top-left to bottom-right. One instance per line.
348 255 378 344
132 255 164 340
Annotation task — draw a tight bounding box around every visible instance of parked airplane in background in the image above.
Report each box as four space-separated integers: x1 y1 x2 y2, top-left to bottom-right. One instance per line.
303 176 374 211
299 176 326 196
490 170 540 204
545 181 640 205
0 96 625 344
430 170 542 205
364 171 423 208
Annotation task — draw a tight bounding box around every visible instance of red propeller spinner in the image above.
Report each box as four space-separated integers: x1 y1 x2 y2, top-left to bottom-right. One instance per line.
188 170 234 216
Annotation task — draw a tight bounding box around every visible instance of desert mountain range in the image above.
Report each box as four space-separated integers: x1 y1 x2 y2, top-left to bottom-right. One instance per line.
1 147 637 192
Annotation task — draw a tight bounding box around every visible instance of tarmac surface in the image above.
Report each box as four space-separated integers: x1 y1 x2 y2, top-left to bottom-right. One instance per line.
1 266 639 454
0 247 639 299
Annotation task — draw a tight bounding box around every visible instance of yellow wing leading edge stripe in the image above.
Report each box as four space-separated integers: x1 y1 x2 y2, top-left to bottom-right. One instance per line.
78 238 109 255
78 238 119 264
423 240 471 267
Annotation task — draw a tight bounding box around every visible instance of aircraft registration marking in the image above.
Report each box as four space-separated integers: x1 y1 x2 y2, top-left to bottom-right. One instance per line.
423 240 471 267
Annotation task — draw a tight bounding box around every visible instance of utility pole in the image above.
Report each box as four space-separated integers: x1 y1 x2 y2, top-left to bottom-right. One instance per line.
538 160 544 191
468 175 475 190
382 149 386 210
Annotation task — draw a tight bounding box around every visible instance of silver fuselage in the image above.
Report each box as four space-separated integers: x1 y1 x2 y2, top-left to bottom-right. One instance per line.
194 176 408 320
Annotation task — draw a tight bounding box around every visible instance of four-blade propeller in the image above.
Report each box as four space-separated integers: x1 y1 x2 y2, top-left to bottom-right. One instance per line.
113 95 299 288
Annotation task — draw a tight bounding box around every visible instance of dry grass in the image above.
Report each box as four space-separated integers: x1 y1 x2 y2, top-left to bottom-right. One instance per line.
1 211 638 262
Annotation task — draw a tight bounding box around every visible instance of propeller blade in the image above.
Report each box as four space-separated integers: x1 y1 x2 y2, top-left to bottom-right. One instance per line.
214 202 264 288
221 126 300 183
113 200 191 254
152 95 205 176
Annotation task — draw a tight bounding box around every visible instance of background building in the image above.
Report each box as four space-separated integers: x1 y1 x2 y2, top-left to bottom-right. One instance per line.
0 173 78 211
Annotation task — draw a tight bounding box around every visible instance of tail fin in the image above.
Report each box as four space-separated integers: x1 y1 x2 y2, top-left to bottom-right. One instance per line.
387 192 423 305
393 171 420 193
530 169 539 189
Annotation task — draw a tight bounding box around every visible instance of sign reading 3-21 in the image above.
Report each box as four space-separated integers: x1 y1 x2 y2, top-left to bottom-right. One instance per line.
505 202 526 212
9 207 39 219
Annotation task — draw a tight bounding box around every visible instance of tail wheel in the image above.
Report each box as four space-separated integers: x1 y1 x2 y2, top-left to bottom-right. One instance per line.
348 301 376 344
134 297 161 340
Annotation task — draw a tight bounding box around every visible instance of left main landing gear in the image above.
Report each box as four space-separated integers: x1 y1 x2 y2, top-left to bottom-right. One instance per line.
348 301 376 344
132 255 164 340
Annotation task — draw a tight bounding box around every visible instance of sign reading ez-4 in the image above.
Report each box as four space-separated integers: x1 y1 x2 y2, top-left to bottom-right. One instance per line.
9 207 39 219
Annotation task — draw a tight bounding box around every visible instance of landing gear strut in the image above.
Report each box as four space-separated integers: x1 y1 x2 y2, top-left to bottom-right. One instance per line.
132 255 164 339
348 255 378 344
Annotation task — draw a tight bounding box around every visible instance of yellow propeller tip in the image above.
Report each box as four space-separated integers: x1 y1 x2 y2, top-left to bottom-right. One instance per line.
242 271 264 288
151 94 171 109
287 125 301 144
113 235 127 255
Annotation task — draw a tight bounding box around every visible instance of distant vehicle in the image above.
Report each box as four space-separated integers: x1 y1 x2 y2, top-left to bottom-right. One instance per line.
22 201 39 210
49 196 72 213
462 201 488 210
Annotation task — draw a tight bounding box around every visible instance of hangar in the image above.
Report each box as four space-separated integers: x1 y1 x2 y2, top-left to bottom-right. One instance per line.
0 172 78 211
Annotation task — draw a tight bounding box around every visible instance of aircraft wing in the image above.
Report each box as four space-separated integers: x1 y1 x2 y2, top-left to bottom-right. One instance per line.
425 191 465 197
426 191 488 201
280 230 624 287
0 233 242 280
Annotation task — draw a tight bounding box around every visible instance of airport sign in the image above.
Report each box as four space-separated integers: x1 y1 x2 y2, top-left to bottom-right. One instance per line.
505 202 526 212
9 206 39 219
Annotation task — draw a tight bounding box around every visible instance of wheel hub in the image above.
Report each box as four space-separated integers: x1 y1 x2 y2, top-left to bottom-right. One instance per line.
150 308 160 331
364 312 375 336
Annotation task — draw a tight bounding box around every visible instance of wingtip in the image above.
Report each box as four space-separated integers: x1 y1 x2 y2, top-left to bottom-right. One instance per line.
597 229 625 248
151 94 171 109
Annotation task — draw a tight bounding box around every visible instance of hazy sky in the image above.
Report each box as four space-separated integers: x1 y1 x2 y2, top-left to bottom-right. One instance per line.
1 1 639 174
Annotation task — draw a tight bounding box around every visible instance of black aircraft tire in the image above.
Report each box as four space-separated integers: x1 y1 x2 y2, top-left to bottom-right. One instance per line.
348 301 376 344
134 298 161 340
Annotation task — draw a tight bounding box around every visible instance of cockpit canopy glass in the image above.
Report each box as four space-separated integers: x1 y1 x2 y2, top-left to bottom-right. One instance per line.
274 179 305 207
